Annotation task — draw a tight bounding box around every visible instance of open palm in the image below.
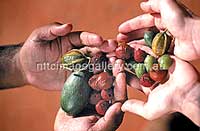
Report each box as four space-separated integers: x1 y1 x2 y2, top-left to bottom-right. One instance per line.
122 56 199 120
54 59 127 131
19 23 116 90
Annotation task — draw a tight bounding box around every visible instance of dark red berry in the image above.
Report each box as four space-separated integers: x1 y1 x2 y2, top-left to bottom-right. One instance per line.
149 70 168 82
140 73 155 87
88 72 114 91
134 49 147 62
101 88 114 101
95 100 110 115
115 44 132 60
89 91 102 105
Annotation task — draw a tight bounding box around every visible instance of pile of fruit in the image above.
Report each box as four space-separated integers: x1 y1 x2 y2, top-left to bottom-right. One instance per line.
61 51 114 116
60 29 174 116
115 29 173 88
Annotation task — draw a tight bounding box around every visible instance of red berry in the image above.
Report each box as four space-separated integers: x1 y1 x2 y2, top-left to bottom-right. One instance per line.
140 73 155 87
89 91 102 105
134 49 147 62
115 44 132 60
149 70 167 82
101 88 114 101
95 100 110 115
88 72 114 91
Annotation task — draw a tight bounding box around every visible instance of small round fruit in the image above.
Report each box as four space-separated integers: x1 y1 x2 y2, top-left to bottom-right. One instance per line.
144 55 156 72
101 88 114 101
89 91 102 105
135 63 146 78
140 73 155 87
95 100 110 115
88 72 114 91
115 44 132 60
149 70 168 82
134 49 147 62
158 54 173 70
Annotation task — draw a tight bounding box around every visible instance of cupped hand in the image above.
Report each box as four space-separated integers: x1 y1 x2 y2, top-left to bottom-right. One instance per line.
122 56 199 125
19 23 117 90
117 0 200 61
54 59 127 131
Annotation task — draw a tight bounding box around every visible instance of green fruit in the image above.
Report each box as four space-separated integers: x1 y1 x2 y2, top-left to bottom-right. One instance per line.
61 49 90 71
144 55 156 72
61 71 91 116
135 63 146 78
158 54 173 70
144 31 156 47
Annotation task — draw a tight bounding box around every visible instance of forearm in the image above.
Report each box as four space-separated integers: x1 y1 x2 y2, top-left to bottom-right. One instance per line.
0 43 27 89
180 82 200 126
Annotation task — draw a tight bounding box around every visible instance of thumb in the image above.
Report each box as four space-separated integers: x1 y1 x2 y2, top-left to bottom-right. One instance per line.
160 0 186 36
31 23 73 41
121 99 148 118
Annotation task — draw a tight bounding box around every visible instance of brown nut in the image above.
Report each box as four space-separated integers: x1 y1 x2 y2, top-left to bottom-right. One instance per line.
88 72 114 91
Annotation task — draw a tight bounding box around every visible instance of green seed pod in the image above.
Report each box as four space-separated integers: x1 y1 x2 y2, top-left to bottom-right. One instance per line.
144 31 156 47
61 49 90 71
152 32 169 56
144 55 156 72
158 54 173 70
61 71 91 116
135 63 146 78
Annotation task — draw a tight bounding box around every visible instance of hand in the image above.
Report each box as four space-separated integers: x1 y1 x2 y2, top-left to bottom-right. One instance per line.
117 0 200 61
122 56 200 126
54 59 127 131
19 23 117 90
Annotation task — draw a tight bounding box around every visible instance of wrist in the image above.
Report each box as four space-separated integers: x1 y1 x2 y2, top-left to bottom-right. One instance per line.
0 44 27 89
176 81 200 126
15 48 28 86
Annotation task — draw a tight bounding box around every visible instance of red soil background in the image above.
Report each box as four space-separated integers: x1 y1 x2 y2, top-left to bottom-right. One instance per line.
0 0 200 131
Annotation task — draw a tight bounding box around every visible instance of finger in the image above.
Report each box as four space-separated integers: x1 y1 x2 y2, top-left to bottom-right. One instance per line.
106 52 116 58
91 103 123 131
99 39 118 53
121 99 157 120
140 1 160 13
79 46 101 56
54 108 73 131
32 23 73 41
160 0 186 36
108 57 116 66
112 59 127 102
114 70 127 102
118 14 155 34
112 59 125 77
117 28 148 42
66 31 103 47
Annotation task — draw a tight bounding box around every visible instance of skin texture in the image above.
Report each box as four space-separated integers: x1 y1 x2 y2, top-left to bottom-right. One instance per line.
54 59 127 131
122 55 200 126
117 0 200 126
18 23 117 90
1 23 124 131
117 0 200 61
